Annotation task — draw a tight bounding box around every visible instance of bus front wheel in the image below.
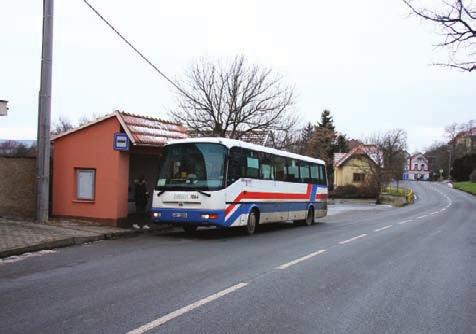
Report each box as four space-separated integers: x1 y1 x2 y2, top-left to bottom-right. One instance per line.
244 211 258 235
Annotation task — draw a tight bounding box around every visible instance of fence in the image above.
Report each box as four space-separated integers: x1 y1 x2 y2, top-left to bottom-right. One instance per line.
0 156 37 218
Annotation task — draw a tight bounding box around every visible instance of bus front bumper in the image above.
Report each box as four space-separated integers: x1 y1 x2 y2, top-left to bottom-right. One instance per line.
150 208 226 226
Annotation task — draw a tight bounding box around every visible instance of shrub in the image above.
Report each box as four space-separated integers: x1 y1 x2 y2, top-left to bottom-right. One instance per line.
329 185 378 199
451 154 476 181
470 169 476 183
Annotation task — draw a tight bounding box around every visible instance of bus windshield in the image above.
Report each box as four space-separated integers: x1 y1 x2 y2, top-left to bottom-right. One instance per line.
156 143 227 191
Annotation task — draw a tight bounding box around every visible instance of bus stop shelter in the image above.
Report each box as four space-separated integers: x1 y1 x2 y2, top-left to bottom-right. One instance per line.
51 111 187 226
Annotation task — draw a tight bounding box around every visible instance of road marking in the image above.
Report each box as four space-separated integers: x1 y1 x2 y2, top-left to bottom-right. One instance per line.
417 214 428 219
339 234 367 245
276 249 327 270
0 249 57 265
126 282 248 334
398 220 413 225
374 225 392 232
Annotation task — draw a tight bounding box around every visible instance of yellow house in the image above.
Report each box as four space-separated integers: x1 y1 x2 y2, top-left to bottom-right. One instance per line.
333 145 380 188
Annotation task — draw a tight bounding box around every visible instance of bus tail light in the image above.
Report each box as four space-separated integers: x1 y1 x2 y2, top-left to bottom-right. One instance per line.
201 213 218 219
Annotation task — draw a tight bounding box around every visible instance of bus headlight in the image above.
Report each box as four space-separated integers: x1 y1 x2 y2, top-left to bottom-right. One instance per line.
153 212 160 218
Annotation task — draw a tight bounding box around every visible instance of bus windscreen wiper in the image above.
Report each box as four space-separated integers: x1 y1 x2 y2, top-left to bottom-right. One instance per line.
197 190 211 197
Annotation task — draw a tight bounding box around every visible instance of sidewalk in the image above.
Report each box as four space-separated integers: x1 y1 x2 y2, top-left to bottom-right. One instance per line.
0 218 165 258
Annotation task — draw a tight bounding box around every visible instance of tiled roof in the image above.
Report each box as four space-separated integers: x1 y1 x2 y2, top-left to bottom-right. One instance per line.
334 144 382 167
51 111 188 147
118 112 188 146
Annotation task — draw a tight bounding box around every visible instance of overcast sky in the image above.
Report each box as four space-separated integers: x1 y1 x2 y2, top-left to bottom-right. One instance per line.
1 0 475 152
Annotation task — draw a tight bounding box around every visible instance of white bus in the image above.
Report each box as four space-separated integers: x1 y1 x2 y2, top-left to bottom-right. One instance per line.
151 137 328 235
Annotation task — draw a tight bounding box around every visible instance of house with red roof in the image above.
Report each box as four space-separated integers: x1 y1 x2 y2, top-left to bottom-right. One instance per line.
333 144 383 188
404 152 430 181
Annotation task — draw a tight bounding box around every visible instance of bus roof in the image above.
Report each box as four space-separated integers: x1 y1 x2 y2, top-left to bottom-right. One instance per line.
166 137 326 165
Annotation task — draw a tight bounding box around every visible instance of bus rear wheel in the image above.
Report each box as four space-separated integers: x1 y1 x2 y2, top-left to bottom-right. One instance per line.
305 207 315 226
183 225 198 233
296 207 314 226
244 211 258 235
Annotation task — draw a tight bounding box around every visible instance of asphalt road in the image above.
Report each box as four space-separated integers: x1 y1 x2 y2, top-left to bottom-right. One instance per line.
0 182 474 334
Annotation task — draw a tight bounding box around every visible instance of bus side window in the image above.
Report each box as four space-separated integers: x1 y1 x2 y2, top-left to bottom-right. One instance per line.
245 149 260 179
317 164 327 185
227 147 243 185
321 165 328 185
274 155 287 181
299 161 311 183
310 164 319 184
260 153 274 180
286 158 300 182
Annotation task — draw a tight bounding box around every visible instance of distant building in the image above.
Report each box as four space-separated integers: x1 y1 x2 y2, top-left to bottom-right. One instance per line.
452 127 476 153
333 144 381 188
404 152 430 181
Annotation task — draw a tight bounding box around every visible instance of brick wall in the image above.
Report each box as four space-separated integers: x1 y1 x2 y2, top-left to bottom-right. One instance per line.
0 156 36 218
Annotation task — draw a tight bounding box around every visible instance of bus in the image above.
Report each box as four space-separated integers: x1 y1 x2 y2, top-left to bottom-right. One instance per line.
151 137 328 235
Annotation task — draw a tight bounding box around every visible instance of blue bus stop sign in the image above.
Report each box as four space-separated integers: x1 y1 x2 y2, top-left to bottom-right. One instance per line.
113 133 129 151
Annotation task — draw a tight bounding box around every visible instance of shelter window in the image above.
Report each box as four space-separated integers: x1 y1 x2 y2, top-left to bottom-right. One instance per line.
76 169 95 200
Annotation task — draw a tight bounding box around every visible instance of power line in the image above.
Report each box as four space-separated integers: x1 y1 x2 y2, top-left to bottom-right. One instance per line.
81 0 185 94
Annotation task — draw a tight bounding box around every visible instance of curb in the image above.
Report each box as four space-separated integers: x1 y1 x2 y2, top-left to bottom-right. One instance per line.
0 230 141 259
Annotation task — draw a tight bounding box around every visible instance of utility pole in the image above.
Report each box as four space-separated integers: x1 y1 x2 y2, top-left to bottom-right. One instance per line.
36 0 54 223
447 149 452 180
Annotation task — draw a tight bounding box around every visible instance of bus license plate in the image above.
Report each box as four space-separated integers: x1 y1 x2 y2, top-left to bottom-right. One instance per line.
172 212 187 218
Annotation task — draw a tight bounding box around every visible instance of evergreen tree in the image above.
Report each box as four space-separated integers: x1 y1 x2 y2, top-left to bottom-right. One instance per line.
301 122 314 142
335 134 349 153
318 109 335 131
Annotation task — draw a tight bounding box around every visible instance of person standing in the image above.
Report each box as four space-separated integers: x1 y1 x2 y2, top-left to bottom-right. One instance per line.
132 175 150 230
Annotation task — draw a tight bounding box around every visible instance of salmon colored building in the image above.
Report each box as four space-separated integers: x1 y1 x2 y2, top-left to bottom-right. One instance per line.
51 111 187 226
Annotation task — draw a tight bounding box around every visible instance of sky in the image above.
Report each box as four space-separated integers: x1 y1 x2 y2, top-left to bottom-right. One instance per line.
0 0 474 152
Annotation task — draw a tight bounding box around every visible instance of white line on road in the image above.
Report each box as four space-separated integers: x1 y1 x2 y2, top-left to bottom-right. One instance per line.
276 249 327 270
339 234 367 245
0 249 57 265
417 214 428 219
126 283 248 334
374 225 392 232
398 220 413 225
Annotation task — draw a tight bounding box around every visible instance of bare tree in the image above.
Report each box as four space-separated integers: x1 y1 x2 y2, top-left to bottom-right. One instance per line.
51 116 74 135
170 56 297 144
362 129 408 203
78 112 104 127
0 140 36 157
445 121 460 160
403 0 476 72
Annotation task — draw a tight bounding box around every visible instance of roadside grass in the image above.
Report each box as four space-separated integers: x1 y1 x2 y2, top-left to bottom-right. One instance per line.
381 186 414 204
453 181 476 195
381 187 406 197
